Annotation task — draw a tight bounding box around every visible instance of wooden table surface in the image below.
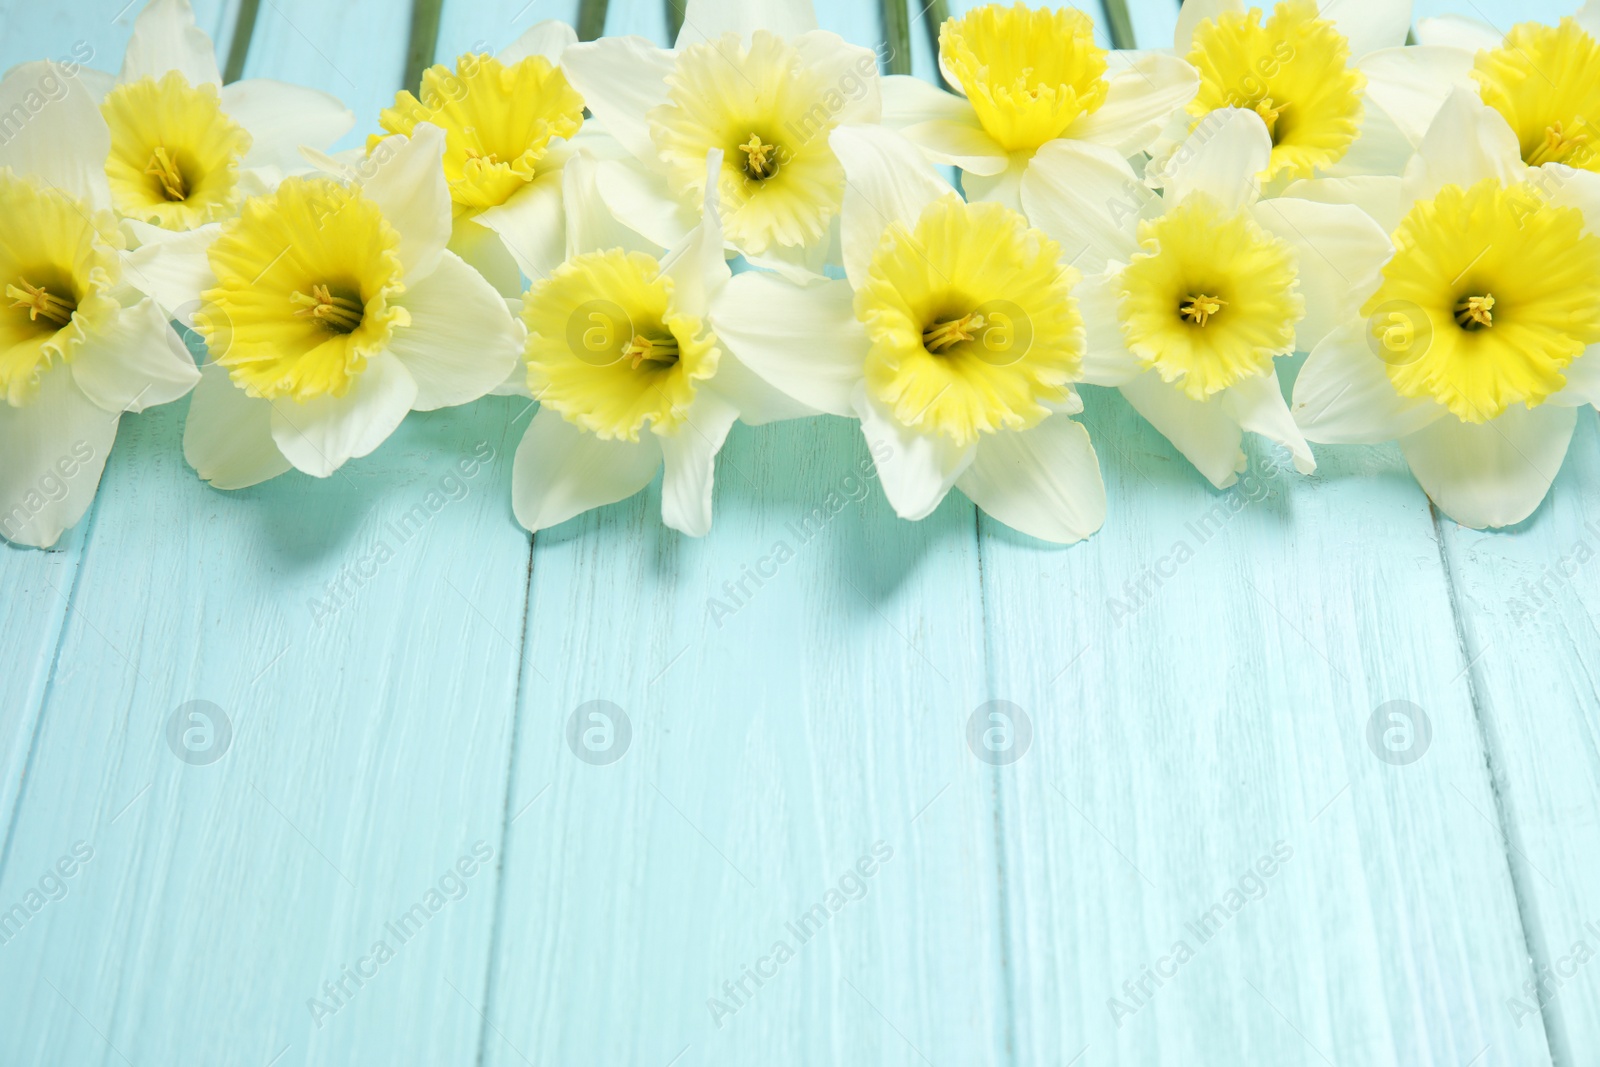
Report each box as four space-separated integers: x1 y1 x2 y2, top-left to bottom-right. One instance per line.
1 0 1596 1063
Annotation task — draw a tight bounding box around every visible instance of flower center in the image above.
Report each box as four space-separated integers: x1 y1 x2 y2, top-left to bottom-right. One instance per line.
291 284 365 334
938 5 1109 152
739 134 780 180
1117 194 1302 399
1186 0 1364 183
859 195 1081 446
1453 293 1496 331
376 53 585 213
623 333 681 369
199 177 408 401
6 278 76 328
1474 18 1600 172
1179 294 1227 328
922 312 987 353
1363 178 1600 421
101 72 251 230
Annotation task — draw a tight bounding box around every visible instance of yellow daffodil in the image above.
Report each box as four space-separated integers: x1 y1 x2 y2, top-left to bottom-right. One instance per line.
508 150 798 536
370 21 587 295
1022 110 1392 487
0 65 200 548
560 0 882 279
883 3 1198 209
149 126 522 487
1293 89 1600 528
103 0 352 235
1171 0 1456 188
711 125 1106 544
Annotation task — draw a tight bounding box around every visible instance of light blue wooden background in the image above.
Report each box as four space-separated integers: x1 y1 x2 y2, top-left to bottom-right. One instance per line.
1 0 1596 1063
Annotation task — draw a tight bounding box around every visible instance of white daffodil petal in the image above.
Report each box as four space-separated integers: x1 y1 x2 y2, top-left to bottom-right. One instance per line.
388 251 522 411
1552 349 1600 408
362 124 452 283
498 20 579 64
1070 53 1200 158
791 33 882 125
1175 0 1246 54
961 153 1029 213
561 37 674 161
221 80 355 171
853 381 975 521
1249 196 1390 352
711 350 819 424
0 61 112 210
448 217 524 298
1578 0 1600 39
1537 164 1600 222
269 352 418 477
0 366 117 548
1292 320 1445 443
675 0 818 47
1076 269 1144 387
1318 0 1412 59
710 273 865 417
661 150 729 317
120 0 221 87
901 120 1010 176
1415 14 1502 51
882 74 977 127
1223 372 1315 474
1326 90 1420 178
1021 140 1145 274
590 155 696 254
1358 46 1475 151
1156 108 1271 214
1120 370 1247 488
831 124 952 290
658 389 740 537
477 167 566 283
1280 175 1407 233
956 417 1106 544
512 406 663 532
69 298 199 413
183 362 292 490
1405 86 1524 202
1400 404 1578 529
122 221 221 317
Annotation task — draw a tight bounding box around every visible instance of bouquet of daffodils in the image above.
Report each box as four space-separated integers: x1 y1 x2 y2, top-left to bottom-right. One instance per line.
4 0 1596 548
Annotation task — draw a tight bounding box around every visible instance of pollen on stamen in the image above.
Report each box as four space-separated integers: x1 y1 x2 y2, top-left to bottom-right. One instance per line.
146 146 188 202
1454 293 1497 330
739 134 780 180
623 333 680 370
1526 122 1590 167
1179 294 1227 328
923 312 987 353
291 284 364 334
6 278 75 327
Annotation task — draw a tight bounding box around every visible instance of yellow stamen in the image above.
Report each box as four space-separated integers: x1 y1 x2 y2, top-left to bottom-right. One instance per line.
622 334 680 369
1526 121 1590 167
922 313 987 353
290 284 365 333
1179 294 1227 327
145 146 188 202
1252 97 1286 139
739 134 779 180
6 278 76 327
1454 293 1497 330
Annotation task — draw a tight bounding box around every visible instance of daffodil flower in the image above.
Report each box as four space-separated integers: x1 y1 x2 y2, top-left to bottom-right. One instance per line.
370 21 588 295
1413 2 1600 175
507 149 799 536
0 65 200 548
1022 109 1391 487
157 125 522 488
99 0 353 236
1293 88 1600 528
710 125 1106 544
559 0 882 279
1171 0 1464 187
883 2 1198 209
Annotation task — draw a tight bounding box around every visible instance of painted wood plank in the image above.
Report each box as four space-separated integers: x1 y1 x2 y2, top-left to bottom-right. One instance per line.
434 0 581 63
0 3 537 1065
0 0 239 910
969 1 1552 1063
1406 0 1600 1056
474 4 1008 1062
